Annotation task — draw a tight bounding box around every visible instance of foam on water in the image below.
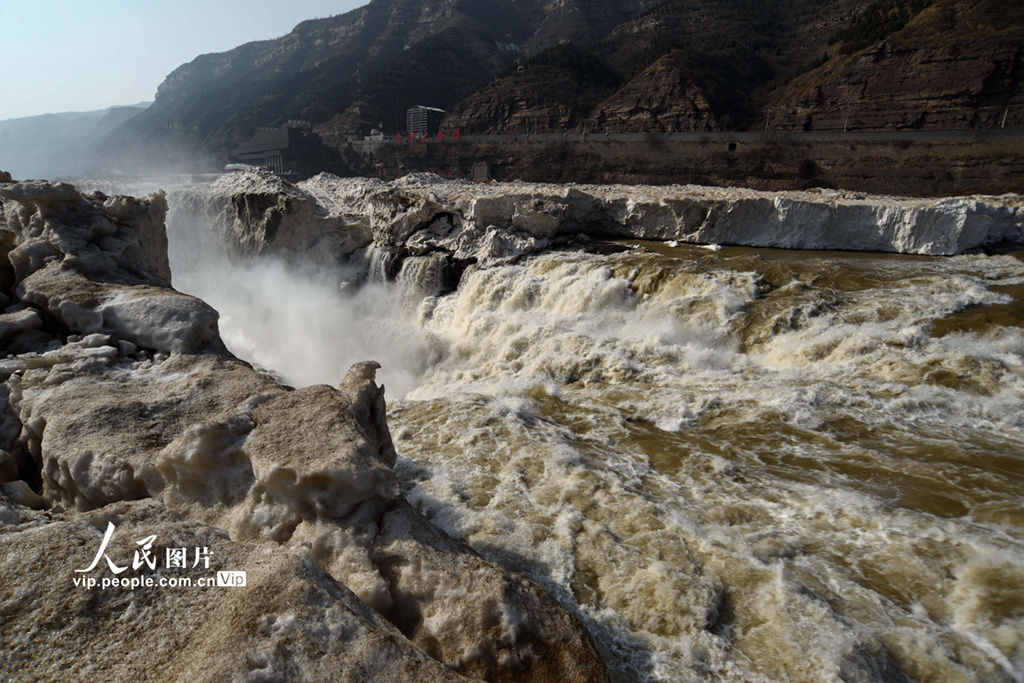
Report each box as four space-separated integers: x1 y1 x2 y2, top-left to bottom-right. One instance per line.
391 244 1024 681
166 201 1024 681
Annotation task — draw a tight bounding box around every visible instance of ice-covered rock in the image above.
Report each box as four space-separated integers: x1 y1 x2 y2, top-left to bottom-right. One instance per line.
174 171 1024 298
0 179 608 682
0 496 467 682
1 180 217 354
172 168 373 264
0 308 41 342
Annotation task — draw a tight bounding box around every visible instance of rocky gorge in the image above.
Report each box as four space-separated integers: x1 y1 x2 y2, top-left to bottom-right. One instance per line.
0 173 607 681
167 169 1024 681
4 167 1024 681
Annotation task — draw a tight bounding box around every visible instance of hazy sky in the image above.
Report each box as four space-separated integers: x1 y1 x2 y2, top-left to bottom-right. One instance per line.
0 0 367 120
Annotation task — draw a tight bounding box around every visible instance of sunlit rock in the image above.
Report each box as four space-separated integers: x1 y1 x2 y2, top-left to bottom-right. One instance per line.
2 180 216 354
0 496 467 682
172 169 373 264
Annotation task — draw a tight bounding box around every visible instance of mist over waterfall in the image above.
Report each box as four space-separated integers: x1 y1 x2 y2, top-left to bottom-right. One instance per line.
166 207 432 396
6 0 1024 677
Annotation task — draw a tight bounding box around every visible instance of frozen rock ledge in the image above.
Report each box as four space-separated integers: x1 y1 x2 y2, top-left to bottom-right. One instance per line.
173 170 1024 276
0 173 608 682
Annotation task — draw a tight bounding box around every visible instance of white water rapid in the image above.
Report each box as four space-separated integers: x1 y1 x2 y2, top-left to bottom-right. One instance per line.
169 205 1024 681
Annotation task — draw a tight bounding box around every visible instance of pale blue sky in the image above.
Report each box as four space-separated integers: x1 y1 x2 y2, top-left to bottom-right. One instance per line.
0 0 367 120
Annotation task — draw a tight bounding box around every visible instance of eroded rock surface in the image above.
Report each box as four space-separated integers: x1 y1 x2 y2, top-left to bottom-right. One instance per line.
0 176 607 682
173 171 375 264
0 497 467 682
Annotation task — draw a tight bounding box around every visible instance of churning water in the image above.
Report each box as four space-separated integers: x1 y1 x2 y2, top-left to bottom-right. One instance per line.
172 228 1024 681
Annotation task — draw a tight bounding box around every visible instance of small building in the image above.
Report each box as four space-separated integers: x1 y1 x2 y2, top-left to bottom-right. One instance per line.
406 106 445 135
471 161 490 182
232 121 328 176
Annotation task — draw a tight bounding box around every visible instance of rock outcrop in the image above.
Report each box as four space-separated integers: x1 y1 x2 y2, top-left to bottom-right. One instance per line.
0 174 607 682
440 65 604 134
441 50 720 135
588 52 718 133
0 497 467 682
172 171 375 264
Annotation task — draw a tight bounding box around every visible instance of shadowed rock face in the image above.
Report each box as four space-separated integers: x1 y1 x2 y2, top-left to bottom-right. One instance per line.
0 172 608 683
95 0 1020 168
766 2 1024 131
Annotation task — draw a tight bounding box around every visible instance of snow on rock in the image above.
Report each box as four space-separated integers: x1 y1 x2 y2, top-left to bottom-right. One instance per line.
0 497 468 682
0 178 608 682
0 308 41 343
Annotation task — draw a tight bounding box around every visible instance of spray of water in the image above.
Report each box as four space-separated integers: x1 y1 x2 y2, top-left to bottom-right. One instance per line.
165 204 431 396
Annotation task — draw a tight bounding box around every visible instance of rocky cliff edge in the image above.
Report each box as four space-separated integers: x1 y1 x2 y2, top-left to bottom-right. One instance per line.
0 173 607 682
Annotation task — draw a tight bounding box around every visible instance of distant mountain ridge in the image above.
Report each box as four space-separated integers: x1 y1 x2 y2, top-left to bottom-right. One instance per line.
99 0 652 160
0 104 148 179
446 0 1024 134
92 0 1023 171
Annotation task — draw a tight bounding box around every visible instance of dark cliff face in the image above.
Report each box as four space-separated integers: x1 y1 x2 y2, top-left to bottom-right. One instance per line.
764 1 1024 131
589 52 719 133
446 0 1024 135
95 0 1023 169
442 0 845 134
99 0 554 157
441 44 625 133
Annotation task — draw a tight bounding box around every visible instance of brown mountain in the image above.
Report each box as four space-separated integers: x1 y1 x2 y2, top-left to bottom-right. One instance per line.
764 0 1024 130
93 0 1023 171
587 51 719 133
95 0 661 163
447 0 1023 134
